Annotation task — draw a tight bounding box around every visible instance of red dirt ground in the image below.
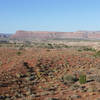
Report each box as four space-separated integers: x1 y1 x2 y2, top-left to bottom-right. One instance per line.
0 47 100 100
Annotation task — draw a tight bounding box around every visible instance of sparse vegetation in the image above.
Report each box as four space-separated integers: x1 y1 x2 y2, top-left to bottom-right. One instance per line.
79 74 86 84
83 47 96 52
0 43 100 100
16 51 22 55
0 61 2 66
47 43 54 49
61 74 78 85
78 47 96 52
94 50 100 57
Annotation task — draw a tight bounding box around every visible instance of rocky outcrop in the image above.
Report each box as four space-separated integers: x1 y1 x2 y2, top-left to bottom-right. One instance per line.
11 30 100 40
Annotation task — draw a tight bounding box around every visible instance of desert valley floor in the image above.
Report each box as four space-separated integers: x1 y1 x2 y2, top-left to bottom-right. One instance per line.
0 46 100 100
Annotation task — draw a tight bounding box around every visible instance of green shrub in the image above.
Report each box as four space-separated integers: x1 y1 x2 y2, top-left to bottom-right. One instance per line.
16 51 21 55
78 49 82 52
94 51 100 57
79 74 86 84
47 43 54 49
83 47 96 52
0 61 2 66
62 74 78 85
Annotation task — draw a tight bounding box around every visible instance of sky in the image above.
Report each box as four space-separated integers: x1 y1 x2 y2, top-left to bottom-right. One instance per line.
0 0 100 33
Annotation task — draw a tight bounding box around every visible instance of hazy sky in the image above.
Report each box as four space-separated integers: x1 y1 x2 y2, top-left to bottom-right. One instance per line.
0 0 100 33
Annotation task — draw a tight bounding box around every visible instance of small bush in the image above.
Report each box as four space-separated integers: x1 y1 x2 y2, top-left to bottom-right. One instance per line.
83 47 96 52
47 43 54 49
79 74 86 84
16 51 21 55
94 51 100 57
62 74 78 85
0 61 2 66
78 49 82 52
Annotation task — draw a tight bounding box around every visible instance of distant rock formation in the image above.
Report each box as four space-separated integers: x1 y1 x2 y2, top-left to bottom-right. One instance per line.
11 30 100 41
0 33 11 38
